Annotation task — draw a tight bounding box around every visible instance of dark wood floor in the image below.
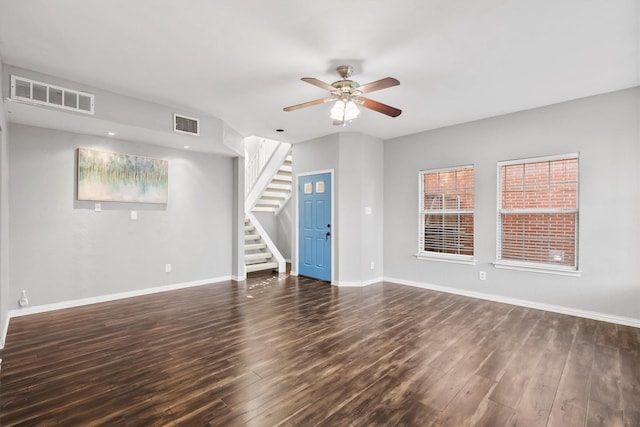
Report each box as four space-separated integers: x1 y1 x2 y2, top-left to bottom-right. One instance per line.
1 272 639 426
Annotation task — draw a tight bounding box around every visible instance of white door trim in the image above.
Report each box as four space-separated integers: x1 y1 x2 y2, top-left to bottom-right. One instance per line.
293 169 335 284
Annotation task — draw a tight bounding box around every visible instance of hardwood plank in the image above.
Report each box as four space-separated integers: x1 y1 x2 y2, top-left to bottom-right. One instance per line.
619 348 640 413
0 272 638 426
623 409 640 427
470 399 515 427
548 341 595 427
509 315 575 426
488 317 555 409
591 344 623 410
587 399 624 427
431 374 495 426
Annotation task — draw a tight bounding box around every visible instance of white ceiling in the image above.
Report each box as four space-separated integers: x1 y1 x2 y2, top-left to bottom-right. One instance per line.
0 0 638 146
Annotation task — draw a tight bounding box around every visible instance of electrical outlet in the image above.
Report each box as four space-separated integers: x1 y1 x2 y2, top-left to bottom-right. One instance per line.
18 290 29 307
165 264 172 273
479 271 486 281
370 261 375 270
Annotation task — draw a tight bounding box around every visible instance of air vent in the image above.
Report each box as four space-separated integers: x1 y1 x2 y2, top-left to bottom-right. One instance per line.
174 114 199 136
10 75 94 115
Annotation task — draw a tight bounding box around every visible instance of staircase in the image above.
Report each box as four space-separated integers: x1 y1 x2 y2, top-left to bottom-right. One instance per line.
243 137 291 275
244 217 279 273
253 155 293 213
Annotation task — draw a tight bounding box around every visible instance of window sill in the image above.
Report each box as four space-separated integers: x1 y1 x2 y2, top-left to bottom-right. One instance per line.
493 260 582 277
415 253 477 265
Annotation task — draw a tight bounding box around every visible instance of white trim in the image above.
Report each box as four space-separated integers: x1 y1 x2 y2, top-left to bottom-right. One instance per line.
295 169 335 284
418 165 475 260
232 274 247 281
8 276 232 319
332 277 383 287
496 153 580 271
0 313 9 349
493 260 582 277
415 254 477 265
498 152 580 166
384 276 640 328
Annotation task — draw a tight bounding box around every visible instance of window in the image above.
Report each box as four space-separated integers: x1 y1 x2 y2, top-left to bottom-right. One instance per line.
496 154 579 274
418 166 474 262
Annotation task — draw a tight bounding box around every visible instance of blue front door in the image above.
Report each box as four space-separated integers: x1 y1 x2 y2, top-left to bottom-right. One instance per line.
298 173 331 281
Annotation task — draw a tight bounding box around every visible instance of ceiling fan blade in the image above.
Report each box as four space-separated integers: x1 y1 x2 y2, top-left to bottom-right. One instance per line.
356 77 400 94
301 77 335 92
360 97 402 117
283 97 334 112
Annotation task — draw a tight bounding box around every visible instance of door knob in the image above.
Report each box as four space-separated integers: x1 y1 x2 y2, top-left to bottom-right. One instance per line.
325 231 331 239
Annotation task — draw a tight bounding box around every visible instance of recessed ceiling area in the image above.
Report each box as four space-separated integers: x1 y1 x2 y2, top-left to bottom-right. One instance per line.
0 0 638 144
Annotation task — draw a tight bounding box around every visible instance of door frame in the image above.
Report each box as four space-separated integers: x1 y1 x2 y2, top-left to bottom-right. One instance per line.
293 169 335 284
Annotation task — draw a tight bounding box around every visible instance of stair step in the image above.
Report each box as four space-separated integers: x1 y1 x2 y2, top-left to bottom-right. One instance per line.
252 206 275 212
246 261 279 273
245 243 267 251
256 199 280 207
267 183 291 191
245 251 272 261
262 191 288 199
273 174 292 182
244 234 261 241
244 225 255 231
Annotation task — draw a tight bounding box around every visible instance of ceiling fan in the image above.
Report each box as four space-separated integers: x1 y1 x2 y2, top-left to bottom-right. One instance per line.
283 65 401 126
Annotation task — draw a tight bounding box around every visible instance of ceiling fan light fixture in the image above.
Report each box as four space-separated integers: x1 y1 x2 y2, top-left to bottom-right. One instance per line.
330 100 360 122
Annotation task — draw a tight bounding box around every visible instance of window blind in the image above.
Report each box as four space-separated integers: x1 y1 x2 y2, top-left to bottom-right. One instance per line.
419 166 474 260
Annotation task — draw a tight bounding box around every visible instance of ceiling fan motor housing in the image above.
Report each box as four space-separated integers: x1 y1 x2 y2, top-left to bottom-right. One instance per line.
336 65 354 79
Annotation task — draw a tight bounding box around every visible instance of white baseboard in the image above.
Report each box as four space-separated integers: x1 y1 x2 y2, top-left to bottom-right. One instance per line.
333 277 384 287
384 276 640 328
0 312 9 349
5 275 233 330
232 274 247 281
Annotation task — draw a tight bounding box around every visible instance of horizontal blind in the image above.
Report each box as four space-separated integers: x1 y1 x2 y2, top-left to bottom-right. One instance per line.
497 155 578 268
419 166 474 258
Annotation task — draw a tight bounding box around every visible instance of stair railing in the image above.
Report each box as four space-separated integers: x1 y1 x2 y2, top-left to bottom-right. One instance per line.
245 138 281 196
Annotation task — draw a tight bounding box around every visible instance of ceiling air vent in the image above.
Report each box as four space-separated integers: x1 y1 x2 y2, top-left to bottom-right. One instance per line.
10 75 94 115
174 114 199 136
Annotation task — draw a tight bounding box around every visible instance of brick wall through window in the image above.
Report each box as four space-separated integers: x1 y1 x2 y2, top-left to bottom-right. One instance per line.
498 156 578 268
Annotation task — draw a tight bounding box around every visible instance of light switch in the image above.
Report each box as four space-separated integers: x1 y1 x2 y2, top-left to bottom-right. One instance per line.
130 210 138 220
94 203 101 212
364 207 372 215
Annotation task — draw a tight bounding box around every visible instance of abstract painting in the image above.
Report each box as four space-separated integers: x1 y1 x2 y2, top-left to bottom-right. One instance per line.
77 148 168 203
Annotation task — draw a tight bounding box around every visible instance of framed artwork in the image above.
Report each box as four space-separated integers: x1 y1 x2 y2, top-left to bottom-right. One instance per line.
77 148 168 203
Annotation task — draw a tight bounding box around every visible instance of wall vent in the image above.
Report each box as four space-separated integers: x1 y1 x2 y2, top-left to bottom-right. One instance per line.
174 114 199 136
10 75 94 115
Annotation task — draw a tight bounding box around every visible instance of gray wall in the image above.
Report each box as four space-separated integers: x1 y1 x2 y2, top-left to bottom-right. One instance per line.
253 205 293 262
338 133 384 284
383 87 640 320
0 60 9 346
292 134 340 280
276 200 293 261
8 124 234 308
3 65 240 156
291 132 384 285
